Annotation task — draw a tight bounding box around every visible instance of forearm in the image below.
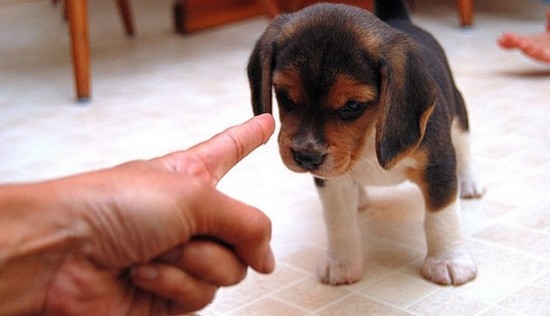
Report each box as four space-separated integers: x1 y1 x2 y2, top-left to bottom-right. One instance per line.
0 182 82 314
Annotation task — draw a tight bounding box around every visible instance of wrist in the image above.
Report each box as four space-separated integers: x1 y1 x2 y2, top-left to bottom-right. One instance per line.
0 182 85 314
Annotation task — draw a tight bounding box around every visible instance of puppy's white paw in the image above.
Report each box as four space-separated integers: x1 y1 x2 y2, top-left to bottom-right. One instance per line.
317 257 363 285
421 253 477 286
459 179 485 199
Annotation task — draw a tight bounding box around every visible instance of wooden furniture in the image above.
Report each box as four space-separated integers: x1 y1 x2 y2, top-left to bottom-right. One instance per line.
66 0 90 101
265 0 473 27
173 0 374 34
62 0 471 101
61 0 134 101
266 0 373 15
174 0 265 34
457 0 473 27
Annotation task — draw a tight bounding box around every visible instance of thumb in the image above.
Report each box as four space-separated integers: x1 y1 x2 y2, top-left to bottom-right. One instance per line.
189 184 275 274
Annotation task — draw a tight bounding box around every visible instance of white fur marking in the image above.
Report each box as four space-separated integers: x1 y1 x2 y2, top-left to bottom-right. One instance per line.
351 131 417 186
451 119 485 198
421 199 477 285
316 176 364 285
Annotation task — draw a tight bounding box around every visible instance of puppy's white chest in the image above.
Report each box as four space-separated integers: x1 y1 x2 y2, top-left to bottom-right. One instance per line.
351 156 412 186
350 133 416 186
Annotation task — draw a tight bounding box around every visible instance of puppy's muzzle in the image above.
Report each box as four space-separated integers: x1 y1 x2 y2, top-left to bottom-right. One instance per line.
292 150 327 171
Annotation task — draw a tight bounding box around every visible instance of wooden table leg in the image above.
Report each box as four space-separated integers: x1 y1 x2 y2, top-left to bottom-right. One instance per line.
115 0 135 36
173 0 186 34
67 0 91 101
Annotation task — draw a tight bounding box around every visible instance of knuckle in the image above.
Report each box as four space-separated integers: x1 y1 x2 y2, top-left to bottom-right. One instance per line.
219 265 248 286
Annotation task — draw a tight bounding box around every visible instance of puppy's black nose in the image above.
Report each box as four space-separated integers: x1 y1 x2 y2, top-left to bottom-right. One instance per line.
292 150 326 170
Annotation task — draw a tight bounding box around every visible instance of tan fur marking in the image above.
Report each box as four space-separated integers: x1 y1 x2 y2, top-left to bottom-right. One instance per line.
273 69 303 104
405 149 458 211
405 149 428 188
355 26 385 56
326 75 377 109
419 102 436 139
321 105 380 177
387 46 408 89
378 136 422 170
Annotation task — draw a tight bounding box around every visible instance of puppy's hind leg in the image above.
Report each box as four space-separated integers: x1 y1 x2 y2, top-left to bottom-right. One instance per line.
452 119 485 199
315 176 364 285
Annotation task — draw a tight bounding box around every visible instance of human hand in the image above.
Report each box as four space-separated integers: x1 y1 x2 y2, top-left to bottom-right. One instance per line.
28 114 275 315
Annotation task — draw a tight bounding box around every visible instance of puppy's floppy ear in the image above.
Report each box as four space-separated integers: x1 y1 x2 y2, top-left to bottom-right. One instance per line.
247 15 290 115
376 39 436 169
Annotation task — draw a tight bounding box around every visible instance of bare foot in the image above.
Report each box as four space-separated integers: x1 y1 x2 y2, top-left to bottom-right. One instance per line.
497 9 550 63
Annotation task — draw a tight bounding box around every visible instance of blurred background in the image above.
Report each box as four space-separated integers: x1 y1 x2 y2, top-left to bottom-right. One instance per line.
1 0 549 315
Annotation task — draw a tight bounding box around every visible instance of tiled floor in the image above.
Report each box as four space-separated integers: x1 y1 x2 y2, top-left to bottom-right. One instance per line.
1 0 549 315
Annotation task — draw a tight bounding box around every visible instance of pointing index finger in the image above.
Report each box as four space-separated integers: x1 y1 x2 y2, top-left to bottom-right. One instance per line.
187 114 275 185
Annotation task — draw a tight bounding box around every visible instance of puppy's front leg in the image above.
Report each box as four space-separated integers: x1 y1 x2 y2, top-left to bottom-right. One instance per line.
421 199 477 285
315 176 363 285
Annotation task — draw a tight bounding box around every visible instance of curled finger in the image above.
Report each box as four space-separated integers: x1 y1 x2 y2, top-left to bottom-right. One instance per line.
131 263 217 314
179 239 248 286
156 240 248 286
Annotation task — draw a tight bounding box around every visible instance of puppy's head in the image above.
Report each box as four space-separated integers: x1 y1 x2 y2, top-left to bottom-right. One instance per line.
247 4 436 177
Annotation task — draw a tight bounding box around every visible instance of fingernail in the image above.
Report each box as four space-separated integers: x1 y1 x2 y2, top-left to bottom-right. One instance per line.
263 248 276 273
132 265 158 281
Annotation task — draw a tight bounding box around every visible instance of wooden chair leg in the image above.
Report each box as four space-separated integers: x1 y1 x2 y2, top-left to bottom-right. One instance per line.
457 0 473 27
115 0 135 36
67 0 91 101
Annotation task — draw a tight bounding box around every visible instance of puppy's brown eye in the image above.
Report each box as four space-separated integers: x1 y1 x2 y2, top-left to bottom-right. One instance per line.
338 101 367 121
277 91 296 112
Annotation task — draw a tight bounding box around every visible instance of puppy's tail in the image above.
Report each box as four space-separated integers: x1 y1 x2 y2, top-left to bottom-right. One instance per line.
375 0 411 21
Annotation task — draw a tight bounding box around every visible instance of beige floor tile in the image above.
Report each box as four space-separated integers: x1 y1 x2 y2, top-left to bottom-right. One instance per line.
500 205 550 231
474 224 550 258
273 276 351 312
498 286 550 316
317 294 412 316
360 274 437 308
478 307 523 316
454 240 550 304
360 236 424 271
280 246 325 275
204 264 307 314
228 297 306 316
534 271 550 290
2 0 550 315
409 290 488 316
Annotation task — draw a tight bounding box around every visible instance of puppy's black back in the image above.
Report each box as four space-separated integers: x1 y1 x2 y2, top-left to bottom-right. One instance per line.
375 0 447 82
374 0 410 21
375 0 470 131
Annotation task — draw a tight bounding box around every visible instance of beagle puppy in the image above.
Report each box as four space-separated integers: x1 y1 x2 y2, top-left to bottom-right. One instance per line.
247 0 485 286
